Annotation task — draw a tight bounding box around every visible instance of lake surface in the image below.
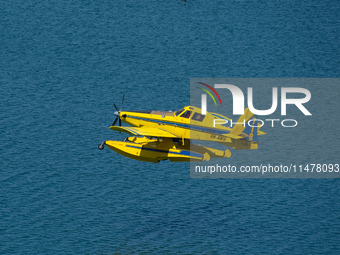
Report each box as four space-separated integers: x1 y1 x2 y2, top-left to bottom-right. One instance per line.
1 0 339 253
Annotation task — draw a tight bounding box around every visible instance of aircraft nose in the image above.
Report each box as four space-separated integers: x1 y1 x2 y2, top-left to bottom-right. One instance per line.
114 111 119 117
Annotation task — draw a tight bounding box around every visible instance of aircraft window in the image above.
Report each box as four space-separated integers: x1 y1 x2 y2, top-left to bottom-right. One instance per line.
175 108 185 116
180 110 192 118
192 112 205 122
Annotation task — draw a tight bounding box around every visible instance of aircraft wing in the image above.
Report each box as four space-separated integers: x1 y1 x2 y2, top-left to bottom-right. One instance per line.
110 126 179 138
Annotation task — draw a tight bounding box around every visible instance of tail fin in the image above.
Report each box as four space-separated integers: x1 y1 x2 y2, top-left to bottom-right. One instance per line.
243 116 262 142
230 108 254 135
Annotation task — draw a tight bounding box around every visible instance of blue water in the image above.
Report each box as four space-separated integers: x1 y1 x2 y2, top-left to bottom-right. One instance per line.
1 0 339 253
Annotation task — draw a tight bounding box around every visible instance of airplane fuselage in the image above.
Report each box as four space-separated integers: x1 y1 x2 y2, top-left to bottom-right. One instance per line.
118 106 234 140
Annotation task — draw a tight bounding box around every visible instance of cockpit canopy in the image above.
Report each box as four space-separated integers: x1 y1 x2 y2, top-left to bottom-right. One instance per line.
175 108 185 116
175 107 205 122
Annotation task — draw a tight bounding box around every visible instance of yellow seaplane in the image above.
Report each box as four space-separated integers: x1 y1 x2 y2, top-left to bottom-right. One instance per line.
98 95 265 163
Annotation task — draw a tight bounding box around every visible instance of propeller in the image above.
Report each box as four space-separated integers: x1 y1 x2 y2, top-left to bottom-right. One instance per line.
112 94 125 126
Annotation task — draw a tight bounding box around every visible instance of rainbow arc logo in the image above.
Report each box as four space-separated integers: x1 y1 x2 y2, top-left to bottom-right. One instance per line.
198 82 223 106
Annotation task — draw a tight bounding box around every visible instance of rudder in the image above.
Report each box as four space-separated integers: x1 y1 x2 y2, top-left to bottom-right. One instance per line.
244 115 261 142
